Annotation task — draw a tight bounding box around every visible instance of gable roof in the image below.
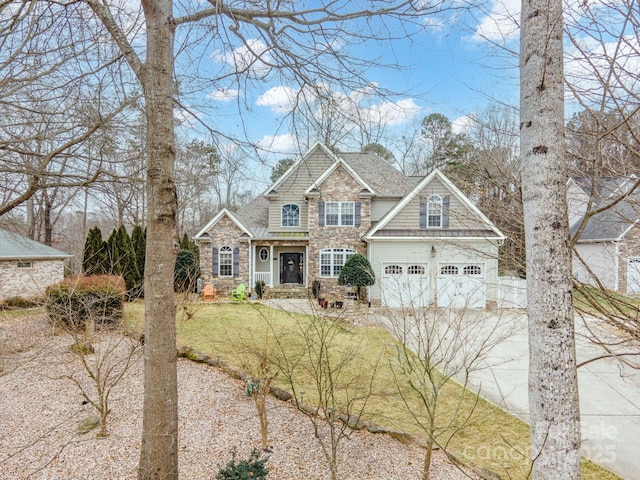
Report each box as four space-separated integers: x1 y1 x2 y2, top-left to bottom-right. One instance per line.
365 169 505 240
569 175 640 242
571 193 640 241
0 228 71 260
305 156 375 195
265 142 411 198
194 208 253 240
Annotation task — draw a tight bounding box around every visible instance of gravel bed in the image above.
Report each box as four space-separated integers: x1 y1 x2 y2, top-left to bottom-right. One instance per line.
0 313 476 480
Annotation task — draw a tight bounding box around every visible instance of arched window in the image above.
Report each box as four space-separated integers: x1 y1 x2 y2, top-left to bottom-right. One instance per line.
319 248 356 277
219 245 233 277
440 265 458 275
385 265 403 275
463 265 482 275
282 204 300 227
427 195 442 227
408 265 425 275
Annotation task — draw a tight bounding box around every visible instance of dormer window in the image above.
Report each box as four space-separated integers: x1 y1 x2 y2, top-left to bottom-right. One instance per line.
282 203 300 227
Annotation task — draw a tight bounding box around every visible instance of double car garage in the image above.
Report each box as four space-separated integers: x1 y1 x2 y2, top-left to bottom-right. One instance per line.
381 262 486 308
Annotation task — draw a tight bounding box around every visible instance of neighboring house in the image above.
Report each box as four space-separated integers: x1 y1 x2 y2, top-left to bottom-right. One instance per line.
0 228 72 301
568 175 640 293
195 142 505 308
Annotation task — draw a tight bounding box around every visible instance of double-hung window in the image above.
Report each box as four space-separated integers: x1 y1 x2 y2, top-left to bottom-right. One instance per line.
325 202 354 226
319 248 355 277
219 246 233 277
427 195 442 227
281 204 300 227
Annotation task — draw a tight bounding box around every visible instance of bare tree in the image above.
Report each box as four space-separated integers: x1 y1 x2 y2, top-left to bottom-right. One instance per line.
269 307 380 480
383 302 512 480
520 0 582 477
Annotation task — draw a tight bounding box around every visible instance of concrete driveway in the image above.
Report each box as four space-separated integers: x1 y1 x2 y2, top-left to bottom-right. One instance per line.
266 299 640 479
418 309 640 480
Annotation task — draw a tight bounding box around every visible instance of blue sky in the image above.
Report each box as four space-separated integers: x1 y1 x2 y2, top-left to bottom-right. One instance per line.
172 1 523 165
167 0 638 189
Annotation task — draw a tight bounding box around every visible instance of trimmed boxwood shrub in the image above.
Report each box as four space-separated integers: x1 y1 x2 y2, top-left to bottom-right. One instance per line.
45 275 125 330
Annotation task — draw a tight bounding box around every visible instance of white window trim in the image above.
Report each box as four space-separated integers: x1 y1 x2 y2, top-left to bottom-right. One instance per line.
281 203 301 227
319 248 356 278
325 201 355 227
427 195 442 228
219 245 233 277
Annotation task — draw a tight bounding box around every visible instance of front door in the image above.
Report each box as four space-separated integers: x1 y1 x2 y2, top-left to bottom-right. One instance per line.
280 253 303 284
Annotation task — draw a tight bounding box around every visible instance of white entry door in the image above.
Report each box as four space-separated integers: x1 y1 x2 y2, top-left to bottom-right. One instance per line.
381 263 429 308
627 257 640 293
437 264 486 308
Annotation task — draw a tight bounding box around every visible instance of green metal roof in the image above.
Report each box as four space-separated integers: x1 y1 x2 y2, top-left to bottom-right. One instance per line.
0 228 72 260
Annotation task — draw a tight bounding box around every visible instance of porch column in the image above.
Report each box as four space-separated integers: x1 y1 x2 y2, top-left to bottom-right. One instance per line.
270 245 274 287
251 242 255 291
305 245 309 288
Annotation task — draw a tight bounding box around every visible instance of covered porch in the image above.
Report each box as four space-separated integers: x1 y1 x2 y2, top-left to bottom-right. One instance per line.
250 239 309 289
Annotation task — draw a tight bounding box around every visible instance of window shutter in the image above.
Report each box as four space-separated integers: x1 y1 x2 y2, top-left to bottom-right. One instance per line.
443 196 450 228
354 202 361 227
233 247 239 277
419 197 427 228
212 247 219 277
318 202 325 226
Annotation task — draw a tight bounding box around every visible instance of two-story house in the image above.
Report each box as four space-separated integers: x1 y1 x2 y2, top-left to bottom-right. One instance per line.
195 142 505 308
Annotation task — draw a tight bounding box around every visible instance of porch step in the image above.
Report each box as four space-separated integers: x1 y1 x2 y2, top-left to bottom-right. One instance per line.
266 286 310 300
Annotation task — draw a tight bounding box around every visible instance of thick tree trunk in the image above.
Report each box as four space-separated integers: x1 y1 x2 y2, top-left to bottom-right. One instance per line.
137 1 179 479
520 0 582 478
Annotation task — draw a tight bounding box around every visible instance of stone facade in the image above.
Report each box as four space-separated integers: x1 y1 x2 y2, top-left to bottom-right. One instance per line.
0 259 65 301
618 226 640 293
199 216 249 295
307 165 371 300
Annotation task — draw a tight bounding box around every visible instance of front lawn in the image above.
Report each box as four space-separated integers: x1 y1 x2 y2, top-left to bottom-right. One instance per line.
125 300 620 480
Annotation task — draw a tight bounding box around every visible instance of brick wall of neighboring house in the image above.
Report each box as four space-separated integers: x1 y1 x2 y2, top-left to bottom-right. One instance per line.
198 216 249 295
0 259 65 301
307 164 371 301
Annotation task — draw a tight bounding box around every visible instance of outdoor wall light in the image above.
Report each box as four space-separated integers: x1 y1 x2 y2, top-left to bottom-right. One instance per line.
431 245 436 256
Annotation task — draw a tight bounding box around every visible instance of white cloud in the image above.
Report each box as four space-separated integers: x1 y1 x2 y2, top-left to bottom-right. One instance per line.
256 86 298 114
452 114 475 134
565 34 640 103
212 39 272 78
470 0 520 42
207 88 239 102
361 98 422 127
257 134 298 154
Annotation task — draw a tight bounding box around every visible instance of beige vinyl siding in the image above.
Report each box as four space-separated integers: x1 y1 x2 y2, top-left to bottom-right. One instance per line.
371 198 400 222
572 242 618 290
385 178 488 230
369 239 499 304
268 150 334 232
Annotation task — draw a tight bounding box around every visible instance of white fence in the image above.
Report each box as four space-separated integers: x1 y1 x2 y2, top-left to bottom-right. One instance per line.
497 276 527 309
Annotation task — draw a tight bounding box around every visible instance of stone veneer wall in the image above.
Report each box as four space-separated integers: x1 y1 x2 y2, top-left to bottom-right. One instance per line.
307 165 371 300
618 226 640 293
0 259 65 301
198 216 249 295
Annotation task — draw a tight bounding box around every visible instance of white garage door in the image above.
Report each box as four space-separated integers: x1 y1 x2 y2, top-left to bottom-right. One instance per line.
381 263 429 308
437 264 486 308
627 257 640 294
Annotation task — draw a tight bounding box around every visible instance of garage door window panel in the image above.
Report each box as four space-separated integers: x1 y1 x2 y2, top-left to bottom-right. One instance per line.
441 265 458 275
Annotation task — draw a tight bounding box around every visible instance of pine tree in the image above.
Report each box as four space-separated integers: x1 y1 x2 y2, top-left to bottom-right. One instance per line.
82 227 107 275
107 226 141 299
